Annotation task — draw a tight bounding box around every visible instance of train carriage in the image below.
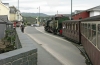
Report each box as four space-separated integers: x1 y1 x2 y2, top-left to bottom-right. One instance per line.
62 20 81 44
81 15 100 65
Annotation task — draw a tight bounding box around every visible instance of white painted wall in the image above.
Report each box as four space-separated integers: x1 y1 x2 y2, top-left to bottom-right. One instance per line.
0 2 10 20
94 11 100 16
90 11 100 17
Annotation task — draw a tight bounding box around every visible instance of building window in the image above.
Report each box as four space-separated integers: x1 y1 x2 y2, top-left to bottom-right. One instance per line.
79 17 82 20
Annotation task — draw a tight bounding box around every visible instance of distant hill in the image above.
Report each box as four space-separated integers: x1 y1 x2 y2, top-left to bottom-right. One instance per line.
21 12 49 17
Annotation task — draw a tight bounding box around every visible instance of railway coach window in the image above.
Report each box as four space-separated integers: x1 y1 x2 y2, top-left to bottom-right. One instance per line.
68 23 69 30
97 24 100 49
63 23 66 29
70 23 71 30
87 24 91 40
66 23 67 29
84 24 87 37
72 23 73 30
73 23 75 30
91 24 96 45
75 23 78 31
75 24 76 30
81 23 84 35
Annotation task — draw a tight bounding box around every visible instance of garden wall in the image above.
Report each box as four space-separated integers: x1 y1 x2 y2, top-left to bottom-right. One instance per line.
0 28 37 65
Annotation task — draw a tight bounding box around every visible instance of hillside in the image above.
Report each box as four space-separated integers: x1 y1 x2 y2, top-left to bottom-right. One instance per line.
21 12 49 17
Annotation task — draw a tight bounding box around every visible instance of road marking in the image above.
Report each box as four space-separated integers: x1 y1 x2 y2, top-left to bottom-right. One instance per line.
27 33 72 65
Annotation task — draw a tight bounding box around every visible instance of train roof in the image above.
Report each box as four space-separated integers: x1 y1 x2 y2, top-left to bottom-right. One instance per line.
81 15 100 21
63 20 80 23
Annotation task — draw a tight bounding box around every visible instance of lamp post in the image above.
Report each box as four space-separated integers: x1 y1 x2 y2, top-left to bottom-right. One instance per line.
39 6 40 22
71 0 72 20
18 0 19 21
38 6 40 26
18 0 19 10
57 10 58 14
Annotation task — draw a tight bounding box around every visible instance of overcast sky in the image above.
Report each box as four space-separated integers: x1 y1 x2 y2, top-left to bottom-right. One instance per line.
2 0 100 15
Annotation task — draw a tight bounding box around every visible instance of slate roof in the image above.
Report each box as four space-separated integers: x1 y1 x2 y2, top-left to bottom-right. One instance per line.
87 5 100 11
73 5 100 16
0 15 12 24
81 15 100 21
74 10 85 14
7 21 13 25
9 6 17 14
0 15 8 23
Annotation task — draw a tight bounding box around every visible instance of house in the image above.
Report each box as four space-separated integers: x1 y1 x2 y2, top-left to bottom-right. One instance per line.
9 6 23 22
72 5 100 20
9 6 23 27
9 6 19 22
0 1 10 20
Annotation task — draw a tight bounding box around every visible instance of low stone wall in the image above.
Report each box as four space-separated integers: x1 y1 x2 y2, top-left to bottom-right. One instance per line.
0 28 37 65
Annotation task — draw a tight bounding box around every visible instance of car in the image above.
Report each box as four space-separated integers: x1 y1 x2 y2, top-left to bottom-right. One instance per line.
34 24 39 27
31 24 34 27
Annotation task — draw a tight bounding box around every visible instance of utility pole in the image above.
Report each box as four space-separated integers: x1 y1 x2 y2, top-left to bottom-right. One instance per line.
38 6 40 26
57 10 58 14
39 6 40 22
18 0 19 21
71 0 72 20
18 0 19 10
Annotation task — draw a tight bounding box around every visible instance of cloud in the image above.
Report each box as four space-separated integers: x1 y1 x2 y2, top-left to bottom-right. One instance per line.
2 0 100 15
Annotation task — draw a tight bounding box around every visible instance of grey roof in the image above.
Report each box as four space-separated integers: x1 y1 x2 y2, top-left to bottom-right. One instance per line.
74 10 85 14
63 20 80 23
0 15 8 23
81 15 100 21
0 15 12 24
7 21 13 25
9 6 17 14
73 5 100 16
87 5 100 11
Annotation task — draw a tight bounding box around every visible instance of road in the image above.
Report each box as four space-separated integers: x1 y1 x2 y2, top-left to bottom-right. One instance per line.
25 26 87 65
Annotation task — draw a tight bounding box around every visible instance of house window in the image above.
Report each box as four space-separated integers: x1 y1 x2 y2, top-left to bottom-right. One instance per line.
79 17 82 19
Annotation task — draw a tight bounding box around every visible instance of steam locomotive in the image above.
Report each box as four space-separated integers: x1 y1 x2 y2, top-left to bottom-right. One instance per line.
44 15 69 35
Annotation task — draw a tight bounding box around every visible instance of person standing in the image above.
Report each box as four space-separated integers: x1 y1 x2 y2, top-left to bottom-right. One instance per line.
20 22 25 33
